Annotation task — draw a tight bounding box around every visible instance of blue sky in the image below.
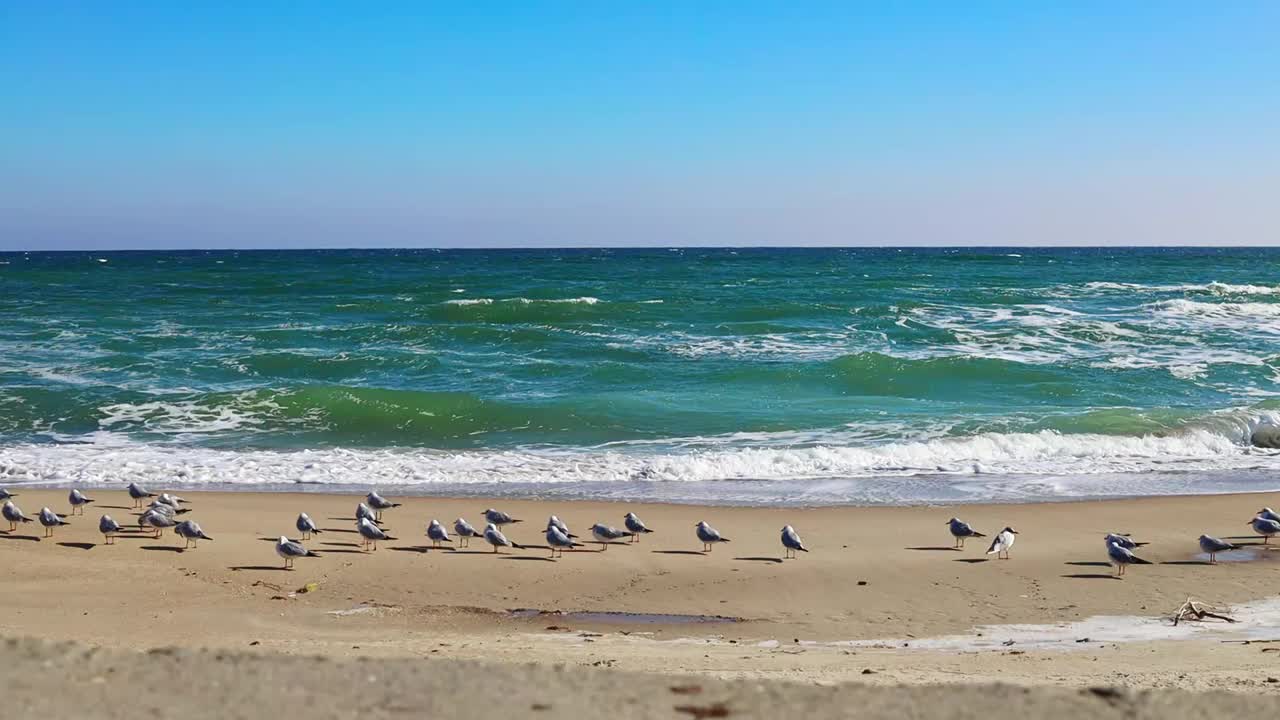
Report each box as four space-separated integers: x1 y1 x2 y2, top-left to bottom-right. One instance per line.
2 2 1277 249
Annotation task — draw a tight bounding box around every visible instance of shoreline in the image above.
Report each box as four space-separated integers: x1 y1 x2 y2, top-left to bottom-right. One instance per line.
5 487 1280 692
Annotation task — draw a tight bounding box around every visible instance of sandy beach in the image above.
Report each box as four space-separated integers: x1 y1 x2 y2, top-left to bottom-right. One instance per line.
5 487 1280 704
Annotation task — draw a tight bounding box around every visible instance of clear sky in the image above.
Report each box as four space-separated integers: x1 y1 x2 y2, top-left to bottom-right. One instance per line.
2 2 1278 249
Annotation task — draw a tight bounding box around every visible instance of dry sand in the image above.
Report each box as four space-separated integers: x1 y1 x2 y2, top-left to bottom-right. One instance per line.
5 488 1280 713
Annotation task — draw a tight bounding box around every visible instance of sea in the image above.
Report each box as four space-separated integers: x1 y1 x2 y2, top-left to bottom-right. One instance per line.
2 247 1280 506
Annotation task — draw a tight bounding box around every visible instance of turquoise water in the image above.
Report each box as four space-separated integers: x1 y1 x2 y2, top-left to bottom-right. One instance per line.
3 247 1280 504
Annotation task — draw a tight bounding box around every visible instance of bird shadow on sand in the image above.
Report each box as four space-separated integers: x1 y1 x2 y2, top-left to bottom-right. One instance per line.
228 565 290 572
321 541 361 547
445 549 500 555
316 548 364 554
651 550 706 556
389 545 453 554
1061 573 1120 580
905 546 962 552
321 528 359 534
140 545 185 553
501 555 557 562
57 541 96 550
1161 560 1213 566
1065 561 1110 567
1223 537 1269 543
734 556 783 564
953 558 990 564
98 505 134 510
0 533 41 542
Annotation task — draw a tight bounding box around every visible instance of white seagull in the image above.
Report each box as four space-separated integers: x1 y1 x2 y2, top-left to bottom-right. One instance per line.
1259 507 1280 524
1199 534 1237 564
357 517 389 551
99 514 122 544
3 500 33 531
454 517 481 548
947 518 986 548
547 515 576 538
426 519 452 548
68 489 95 515
355 502 379 525
1107 540 1150 577
623 512 653 542
366 491 401 521
296 512 321 540
483 523 521 553
138 508 177 538
781 525 808 558
0 487 15 500
986 527 1018 560
127 482 156 507
38 507 70 537
545 525 582 558
588 523 632 550
695 521 729 552
483 508 521 526
1250 516 1280 544
1103 533 1146 551
276 536 319 569
174 520 212 549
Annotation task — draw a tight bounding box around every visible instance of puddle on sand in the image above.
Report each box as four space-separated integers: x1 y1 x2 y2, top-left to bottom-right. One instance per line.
509 609 742 625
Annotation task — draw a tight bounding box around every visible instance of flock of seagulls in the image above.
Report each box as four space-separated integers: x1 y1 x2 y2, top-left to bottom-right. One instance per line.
2 484 1276 576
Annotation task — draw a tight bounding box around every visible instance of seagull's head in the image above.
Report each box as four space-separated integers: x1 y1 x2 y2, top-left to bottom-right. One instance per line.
695 521 707 528
1004 527 1018 534
946 517 958 525
279 535 289 544
625 512 637 519
1262 507 1274 514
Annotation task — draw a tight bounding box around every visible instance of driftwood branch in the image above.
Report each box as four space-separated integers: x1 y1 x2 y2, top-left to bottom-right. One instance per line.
1171 597 1237 626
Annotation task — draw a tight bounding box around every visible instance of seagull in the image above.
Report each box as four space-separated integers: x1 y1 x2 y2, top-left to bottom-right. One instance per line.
588 523 632 550
355 502 379 524
357 517 389 551
781 525 808 558
1199 534 1237 564
545 525 582 558
1103 533 1147 550
127 482 156 508
68 488 95 515
483 523 521 553
0 487 15 500
454 517 481 548
695 521 729 552
148 498 188 515
547 515 577 538
1259 507 1280 524
1107 540 1151 577
986 527 1018 559
99 515 122 544
156 492 188 508
623 512 652 542
1250 516 1280 544
38 507 70 537
3 500 33 531
296 512 321 540
366 491 401 521
947 517 986 548
276 536 319 569
138 509 176 538
426 519 452 548
174 520 212 549
483 508 521 526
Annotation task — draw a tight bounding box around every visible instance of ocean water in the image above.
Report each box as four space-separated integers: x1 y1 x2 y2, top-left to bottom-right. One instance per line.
3 247 1280 505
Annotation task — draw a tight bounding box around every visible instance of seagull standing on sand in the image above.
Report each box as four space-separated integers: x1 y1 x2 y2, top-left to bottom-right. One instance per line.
366 491 400 521
986 527 1018 559
38 507 70 538
355 502 379 525
695 521 729 552
1199 534 1237 564
1259 508 1280 524
99 515 122 544
296 512 321 540
454 517 481 548
623 512 652 542
156 492 187 508
781 525 808 558
1107 540 1151 577
947 518 985 548
68 489 94 515
174 520 212 549
357 517 389 551
483 508 521 526
127 482 156 508
1249 516 1280 544
545 525 581 558
3 500 32 531
276 536 319 569
588 523 632 550
483 523 520 553
426 519 452 548
0 488 15 500
138 508 176 538
547 515 576 538
1103 533 1146 550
